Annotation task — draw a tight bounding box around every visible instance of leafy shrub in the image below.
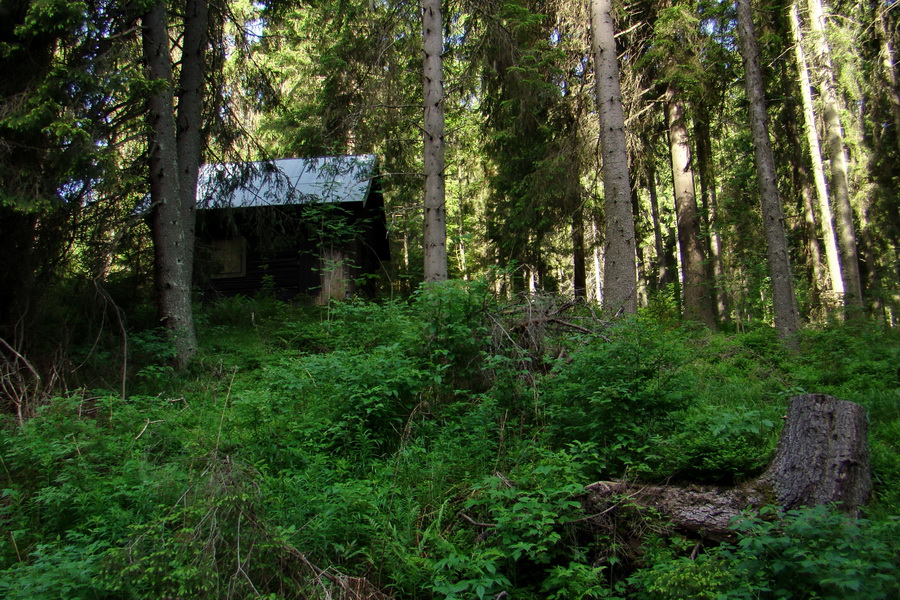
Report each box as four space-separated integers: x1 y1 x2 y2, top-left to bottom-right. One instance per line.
793 322 900 395
632 505 900 600
542 316 692 475
0 534 110 600
325 298 420 351
413 279 492 381
262 345 429 457
655 408 778 484
438 445 604 598
100 458 319 600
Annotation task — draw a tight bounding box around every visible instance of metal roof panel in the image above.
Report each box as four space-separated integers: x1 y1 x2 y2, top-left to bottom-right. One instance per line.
197 154 377 209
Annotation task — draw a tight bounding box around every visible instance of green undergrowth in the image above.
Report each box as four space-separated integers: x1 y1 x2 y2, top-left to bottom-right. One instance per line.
2 284 898 598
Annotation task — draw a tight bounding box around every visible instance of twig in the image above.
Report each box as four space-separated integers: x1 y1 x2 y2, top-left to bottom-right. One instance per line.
134 419 165 441
460 513 497 529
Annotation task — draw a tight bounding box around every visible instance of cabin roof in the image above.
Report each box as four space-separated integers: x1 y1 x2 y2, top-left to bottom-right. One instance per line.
197 154 378 210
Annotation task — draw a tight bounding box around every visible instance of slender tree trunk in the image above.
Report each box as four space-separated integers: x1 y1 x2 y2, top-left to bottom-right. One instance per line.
572 206 587 300
646 164 674 291
736 0 801 345
630 183 648 308
805 0 863 311
800 166 826 309
876 5 900 152
693 110 728 322
858 204 885 316
142 0 197 369
422 0 447 282
592 213 603 302
666 86 716 328
175 0 208 297
790 2 843 300
591 0 637 314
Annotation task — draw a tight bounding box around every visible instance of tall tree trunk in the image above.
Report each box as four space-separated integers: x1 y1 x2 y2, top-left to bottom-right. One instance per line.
175 0 208 299
572 206 587 300
422 0 447 282
646 164 676 291
693 110 728 322
790 2 844 300
736 0 801 345
592 213 604 302
666 86 716 328
142 1 197 370
858 204 885 317
630 183 648 307
876 5 900 152
591 0 637 315
799 166 826 309
806 0 864 311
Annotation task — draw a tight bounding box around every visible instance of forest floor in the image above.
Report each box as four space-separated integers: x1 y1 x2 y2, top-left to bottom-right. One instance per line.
1 282 899 599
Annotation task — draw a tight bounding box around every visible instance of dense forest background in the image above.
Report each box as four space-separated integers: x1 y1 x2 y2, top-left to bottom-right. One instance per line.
1 0 899 342
1 0 899 598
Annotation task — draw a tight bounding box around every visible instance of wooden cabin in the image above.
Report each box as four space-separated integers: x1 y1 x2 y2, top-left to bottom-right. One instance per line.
195 155 390 303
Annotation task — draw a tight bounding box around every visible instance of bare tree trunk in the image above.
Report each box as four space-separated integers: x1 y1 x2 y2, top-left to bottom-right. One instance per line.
592 213 603 302
736 0 800 345
646 164 677 291
645 168 664 292
858 204 885 316
666 86 716 328
142 0 197 370
806 0 864 311
422 0 447 282
876 5 900 152
790 2 844 302
572 206 587 300
631 183 649 307
799 168 826 308
694 112 728 321
175 0 208 298
591 0 637 315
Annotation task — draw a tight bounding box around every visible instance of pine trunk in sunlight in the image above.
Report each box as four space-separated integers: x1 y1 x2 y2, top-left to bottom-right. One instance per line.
666 85 716 328
805 0 864 311
736 0 800 345
422 0 448 282
790 2 843 301
591 0 637 315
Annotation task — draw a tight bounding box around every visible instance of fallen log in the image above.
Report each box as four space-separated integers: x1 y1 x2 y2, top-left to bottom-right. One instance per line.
582 394 871 540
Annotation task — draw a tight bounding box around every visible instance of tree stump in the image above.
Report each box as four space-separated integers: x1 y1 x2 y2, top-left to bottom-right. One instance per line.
760 393 871 510
581 394 871 539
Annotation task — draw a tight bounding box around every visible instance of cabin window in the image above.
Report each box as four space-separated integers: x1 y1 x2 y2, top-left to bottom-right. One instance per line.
210 238 246 279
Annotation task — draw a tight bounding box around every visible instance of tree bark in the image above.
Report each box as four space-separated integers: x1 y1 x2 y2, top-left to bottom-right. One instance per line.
591 0 637 315
805 0 864 311
876 4 900 152
631 182 649 308
666 86 716 328
736 0 800 346
175 0 208 296
572 206 587 300
645 167 664 293
790 2 844 301
142 1 197 370
761 394 871 510
592 213 604 302
693 111 728 321
422 0 448 282
583 395 871 540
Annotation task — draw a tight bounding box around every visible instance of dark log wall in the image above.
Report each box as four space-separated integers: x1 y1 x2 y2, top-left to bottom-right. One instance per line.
195 192 390 301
